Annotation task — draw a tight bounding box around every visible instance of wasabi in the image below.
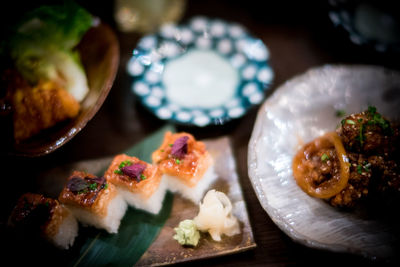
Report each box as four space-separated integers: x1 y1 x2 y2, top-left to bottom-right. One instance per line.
173 219 200 246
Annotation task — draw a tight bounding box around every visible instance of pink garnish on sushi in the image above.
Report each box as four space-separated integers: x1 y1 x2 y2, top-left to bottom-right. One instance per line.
171 136 189 158
121 163 147 182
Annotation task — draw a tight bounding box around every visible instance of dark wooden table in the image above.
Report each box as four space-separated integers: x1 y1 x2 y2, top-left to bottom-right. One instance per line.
2 0 399 266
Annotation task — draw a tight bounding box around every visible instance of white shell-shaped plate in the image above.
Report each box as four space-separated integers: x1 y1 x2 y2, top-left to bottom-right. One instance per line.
248 65 400 260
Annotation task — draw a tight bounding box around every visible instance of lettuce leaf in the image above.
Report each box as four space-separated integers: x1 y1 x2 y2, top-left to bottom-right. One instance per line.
5 1 93 101
10 1 93 51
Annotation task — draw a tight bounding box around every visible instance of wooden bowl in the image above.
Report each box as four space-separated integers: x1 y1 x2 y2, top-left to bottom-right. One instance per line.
8 22 119 157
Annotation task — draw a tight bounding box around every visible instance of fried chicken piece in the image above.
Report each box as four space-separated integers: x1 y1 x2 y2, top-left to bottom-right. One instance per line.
12 80 80 142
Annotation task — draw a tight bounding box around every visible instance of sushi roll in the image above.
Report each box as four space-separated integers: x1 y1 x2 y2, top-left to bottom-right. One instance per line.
104 154 167 214
152 132 217 203
58 171 127 234
8 193 78 249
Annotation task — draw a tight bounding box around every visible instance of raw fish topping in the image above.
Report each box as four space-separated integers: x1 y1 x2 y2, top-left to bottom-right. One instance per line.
171 136 189 158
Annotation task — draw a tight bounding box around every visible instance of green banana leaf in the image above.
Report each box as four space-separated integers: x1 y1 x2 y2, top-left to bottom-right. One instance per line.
69 125 175 266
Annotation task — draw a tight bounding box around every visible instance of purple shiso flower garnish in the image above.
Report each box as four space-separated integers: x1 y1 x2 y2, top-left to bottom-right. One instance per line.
171 136 189 158
121 163 146 182
67 177 88 193
90 176 106 185
67 176 106 194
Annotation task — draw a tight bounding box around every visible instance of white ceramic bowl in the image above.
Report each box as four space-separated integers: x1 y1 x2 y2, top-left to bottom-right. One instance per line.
248 64 400 260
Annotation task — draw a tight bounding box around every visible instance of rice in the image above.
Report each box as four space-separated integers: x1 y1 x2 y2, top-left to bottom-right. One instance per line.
9 193 80 250
165 165 218 203
51 210 79 249
67 193 127 234
105 154 167 215
117 176 167 214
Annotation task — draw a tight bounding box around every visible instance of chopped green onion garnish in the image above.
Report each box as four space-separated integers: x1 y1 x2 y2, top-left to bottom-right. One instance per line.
368 106 376 115
89 182 97 191
321 153 330 162
366 106 392 134
357 162 371 174
140 174 146 180
118 160 132 169
364 163 370 172
175 159 181 164
346 119 356 125
115 160 132 175
357 165 363 174
335 110 346 117
359 123 364 145
78 188 88 194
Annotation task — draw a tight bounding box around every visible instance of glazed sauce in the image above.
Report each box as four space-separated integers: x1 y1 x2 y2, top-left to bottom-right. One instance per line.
59 171 107 207
9 193 56 232
292 132 349 199
152 132 209 183
299 143 340 188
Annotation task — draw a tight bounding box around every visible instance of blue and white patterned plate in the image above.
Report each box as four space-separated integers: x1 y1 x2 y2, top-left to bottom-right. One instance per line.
328 0 400 53
127 16 273 127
